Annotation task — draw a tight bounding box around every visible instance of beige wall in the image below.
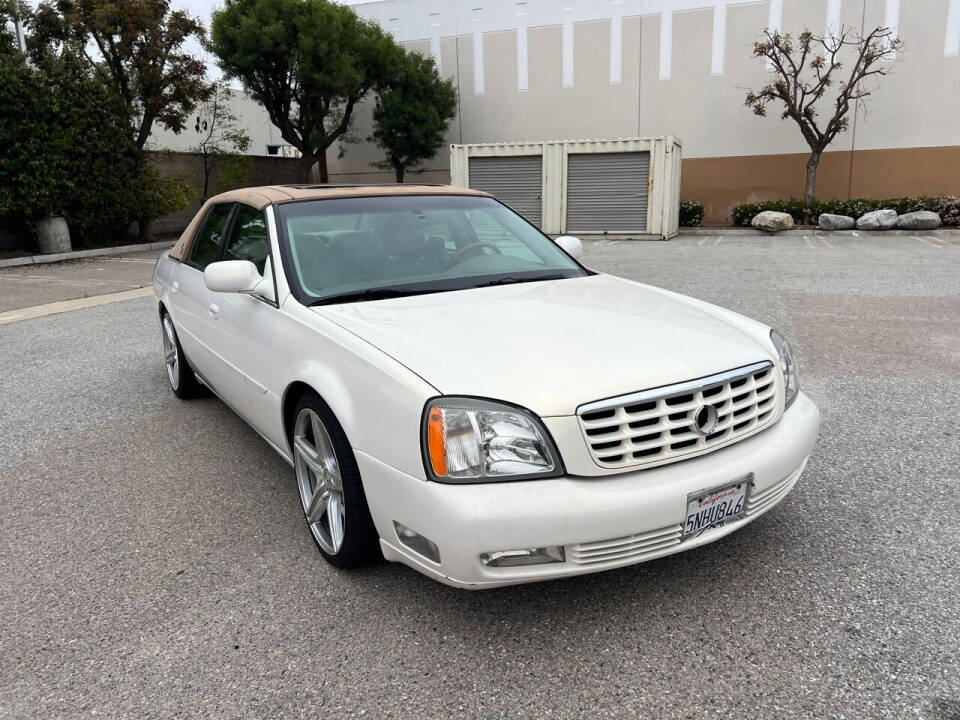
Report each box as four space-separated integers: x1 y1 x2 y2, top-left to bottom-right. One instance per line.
341 0 960 166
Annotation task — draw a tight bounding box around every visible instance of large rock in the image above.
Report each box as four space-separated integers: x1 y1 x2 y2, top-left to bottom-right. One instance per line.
35 216 71 254
818 213 855 230
896 210 941 230
751 210 794 233
856 209 898 230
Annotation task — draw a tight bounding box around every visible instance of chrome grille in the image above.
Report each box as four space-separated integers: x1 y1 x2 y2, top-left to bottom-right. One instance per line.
567 524 683 566
577 362 778 470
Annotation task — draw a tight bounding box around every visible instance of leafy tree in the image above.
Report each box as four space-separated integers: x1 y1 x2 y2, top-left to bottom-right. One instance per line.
32 0 211 151
209 0 403 183
745 27 903 208
191 81 251 200
0 2 193 248
370 51 457 183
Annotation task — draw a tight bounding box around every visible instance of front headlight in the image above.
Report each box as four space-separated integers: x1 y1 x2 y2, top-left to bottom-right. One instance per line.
770 329 800 410
422 397 563 482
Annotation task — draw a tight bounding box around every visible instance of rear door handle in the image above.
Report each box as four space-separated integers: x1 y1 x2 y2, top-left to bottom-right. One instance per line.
207 302 219 319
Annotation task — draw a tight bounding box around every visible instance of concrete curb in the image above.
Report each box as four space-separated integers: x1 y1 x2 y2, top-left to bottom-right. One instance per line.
676 227 960 237
0 240 174 268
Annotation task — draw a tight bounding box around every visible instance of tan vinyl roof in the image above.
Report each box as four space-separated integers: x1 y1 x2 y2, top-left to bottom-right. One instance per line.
169 184 491 261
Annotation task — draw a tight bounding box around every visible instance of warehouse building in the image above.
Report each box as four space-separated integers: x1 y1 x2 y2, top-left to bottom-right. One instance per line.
152 0 960 225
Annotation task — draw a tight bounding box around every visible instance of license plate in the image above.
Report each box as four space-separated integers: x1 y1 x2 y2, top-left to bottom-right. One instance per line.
683 476 751 539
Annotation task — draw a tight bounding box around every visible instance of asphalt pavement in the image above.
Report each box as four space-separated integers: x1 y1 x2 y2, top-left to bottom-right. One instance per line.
1 233 959 719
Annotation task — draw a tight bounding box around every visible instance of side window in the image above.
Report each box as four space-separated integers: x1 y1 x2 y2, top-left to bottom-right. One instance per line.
188 203 233 270
223 204 270 274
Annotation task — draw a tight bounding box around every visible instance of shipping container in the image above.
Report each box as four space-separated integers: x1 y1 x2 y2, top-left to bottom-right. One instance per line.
450 137 682 240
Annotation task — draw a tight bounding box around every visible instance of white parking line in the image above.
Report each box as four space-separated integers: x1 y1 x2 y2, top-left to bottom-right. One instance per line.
697 237 709 246
714 236 723 246
852 231 860 237
99 257 157 264
803 236 816 249
0 287 154 325
924 235 948 246
911 235 942 248
820 235 834 248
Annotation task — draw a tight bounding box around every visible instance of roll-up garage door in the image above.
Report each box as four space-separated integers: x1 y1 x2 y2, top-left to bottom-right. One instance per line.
467 155 543 227
565 152 649 233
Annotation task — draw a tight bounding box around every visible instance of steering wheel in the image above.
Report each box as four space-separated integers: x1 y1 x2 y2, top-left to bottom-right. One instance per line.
447 241 502 266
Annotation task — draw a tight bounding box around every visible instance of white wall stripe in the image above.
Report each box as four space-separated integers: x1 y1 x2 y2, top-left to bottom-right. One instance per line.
883 0 900 57
825 0 842 37
430 35 441 75
947 0 960 55
562 19 574 88
711 1 726 76
473 30 484 94
517 24 529 91
768 0 783 32
609 13 623 84
659 10 673 79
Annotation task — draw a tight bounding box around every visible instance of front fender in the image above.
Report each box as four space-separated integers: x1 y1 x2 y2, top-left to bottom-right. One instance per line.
279 299 439 482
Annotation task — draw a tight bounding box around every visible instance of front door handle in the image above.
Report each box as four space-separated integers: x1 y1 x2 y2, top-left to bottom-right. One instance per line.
207 302 220 319
171 280 179 294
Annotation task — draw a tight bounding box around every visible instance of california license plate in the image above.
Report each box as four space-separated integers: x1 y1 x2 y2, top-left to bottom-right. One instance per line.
683 476 751 539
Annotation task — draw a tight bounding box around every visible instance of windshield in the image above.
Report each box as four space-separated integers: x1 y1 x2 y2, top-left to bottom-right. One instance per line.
275 195 587 305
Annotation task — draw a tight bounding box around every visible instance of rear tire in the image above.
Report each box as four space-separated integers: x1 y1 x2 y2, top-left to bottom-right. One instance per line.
160 310 205 399
291 392 381 568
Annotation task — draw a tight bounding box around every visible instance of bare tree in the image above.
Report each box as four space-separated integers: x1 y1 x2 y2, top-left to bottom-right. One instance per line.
745 27 903 208
191 82 251 201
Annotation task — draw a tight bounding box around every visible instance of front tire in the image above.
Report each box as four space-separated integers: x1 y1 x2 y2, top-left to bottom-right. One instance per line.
160 311 204 399
291 393 380 568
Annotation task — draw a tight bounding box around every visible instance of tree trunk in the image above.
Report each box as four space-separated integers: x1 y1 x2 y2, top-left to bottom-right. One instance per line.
395 164 405 183
296 152 316 183
318 150 329 184
804 150 821 208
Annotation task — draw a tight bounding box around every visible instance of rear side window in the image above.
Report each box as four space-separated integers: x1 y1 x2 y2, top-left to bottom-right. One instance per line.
223 204 270 274
189 203 234 269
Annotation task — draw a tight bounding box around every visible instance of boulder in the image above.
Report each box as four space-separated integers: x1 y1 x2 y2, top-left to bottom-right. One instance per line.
818 213 855 230
856 209 898 230
896 210 941 230
751 210 794 233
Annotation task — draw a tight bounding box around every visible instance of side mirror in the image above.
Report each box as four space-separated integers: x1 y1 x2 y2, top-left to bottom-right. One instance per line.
555 235 584 259
204 260 262 294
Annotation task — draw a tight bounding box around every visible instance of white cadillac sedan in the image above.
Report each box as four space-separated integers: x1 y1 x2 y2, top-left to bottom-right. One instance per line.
154 184 820 589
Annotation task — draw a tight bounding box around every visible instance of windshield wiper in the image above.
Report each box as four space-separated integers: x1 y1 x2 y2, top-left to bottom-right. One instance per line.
309 287 440 306
476 274 569 287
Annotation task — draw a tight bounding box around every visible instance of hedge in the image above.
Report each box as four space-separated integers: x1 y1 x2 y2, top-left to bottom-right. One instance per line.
731 197 960 227
679 200 704 227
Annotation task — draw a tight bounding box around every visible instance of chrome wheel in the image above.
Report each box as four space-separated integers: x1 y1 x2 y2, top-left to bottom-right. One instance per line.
294 408 346 555
161 315 179 390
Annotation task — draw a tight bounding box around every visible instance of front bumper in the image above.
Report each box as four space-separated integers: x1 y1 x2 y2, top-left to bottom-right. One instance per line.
357 392 820 589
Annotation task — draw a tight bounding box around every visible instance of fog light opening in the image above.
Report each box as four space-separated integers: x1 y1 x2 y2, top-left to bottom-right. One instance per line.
393 521 441 564
480 546 565 568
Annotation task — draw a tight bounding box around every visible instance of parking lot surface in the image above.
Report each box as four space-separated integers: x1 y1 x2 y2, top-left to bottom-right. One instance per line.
2 233 959 718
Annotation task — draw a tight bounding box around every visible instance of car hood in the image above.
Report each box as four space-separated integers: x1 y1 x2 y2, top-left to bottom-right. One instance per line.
312 274 775 417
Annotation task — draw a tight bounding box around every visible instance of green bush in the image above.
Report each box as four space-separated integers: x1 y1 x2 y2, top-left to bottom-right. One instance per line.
731 197 960 227
0 47 192 248
679 200 704 227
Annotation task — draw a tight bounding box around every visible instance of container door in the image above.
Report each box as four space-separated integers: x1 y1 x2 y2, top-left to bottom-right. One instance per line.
565 152 649 234
467 155 543 228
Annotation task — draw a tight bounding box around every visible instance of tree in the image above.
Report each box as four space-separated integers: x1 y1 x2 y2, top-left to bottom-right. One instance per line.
209 0 403 183
191 81 251 201
370 51 457 183
745 27 903 207
32 0 211 151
